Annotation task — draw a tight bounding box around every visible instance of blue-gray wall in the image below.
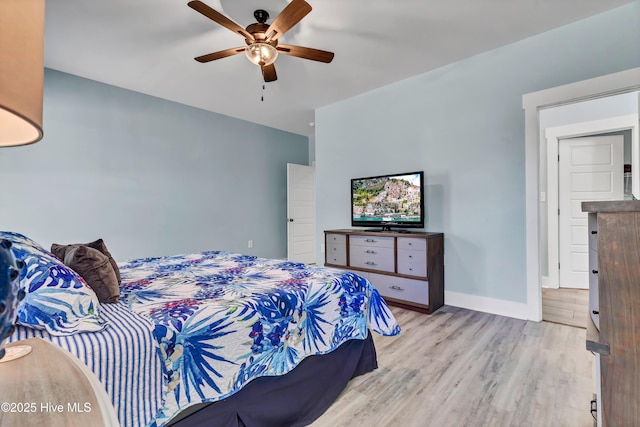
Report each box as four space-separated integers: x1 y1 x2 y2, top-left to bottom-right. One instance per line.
0 69 308 261
315 2 640 304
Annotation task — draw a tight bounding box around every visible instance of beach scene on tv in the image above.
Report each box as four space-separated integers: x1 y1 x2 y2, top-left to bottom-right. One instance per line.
352 173 422 223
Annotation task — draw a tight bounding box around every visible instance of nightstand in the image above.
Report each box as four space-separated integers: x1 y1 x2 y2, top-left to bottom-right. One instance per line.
0 337 119 426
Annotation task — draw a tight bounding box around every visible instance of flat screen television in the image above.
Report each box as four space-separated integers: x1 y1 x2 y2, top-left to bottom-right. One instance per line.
351 171 424 231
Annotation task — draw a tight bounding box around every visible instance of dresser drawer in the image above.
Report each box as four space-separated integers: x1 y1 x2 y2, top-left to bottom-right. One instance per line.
350 235 395 249
397 237 426 251
348 270 369 281
325 233 347 245
369 272 429 306
397 249 427 277
326 233 347 246
349 246 395 272
589 247 599 329
326 244 346 266
588 213 598 252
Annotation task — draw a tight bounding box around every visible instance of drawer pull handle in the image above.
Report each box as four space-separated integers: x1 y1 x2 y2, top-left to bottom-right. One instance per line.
592 310 599 315
365 261 377 266
365 250 377 254
365 239 376 242
591 230 597 235
390 285 404 291
592 269 598 274
408 255 413 258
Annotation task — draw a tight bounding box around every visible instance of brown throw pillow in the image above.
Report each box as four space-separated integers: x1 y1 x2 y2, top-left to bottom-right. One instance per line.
51 243 73 261
85 239 121 285
52 238 121 285
63 245 120 303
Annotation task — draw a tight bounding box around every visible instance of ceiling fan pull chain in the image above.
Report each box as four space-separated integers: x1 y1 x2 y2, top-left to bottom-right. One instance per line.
261 84 265 102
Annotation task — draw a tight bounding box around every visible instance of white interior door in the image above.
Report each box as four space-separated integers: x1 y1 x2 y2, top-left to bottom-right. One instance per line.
558 135 623 288
287 163 316 263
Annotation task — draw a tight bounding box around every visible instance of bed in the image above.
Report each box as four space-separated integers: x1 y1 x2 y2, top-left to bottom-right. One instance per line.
3 231 400 427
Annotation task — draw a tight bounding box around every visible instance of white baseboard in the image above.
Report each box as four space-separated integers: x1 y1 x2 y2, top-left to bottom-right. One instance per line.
445 290 534 321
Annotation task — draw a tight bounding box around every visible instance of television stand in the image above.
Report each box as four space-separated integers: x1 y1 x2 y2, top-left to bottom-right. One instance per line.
324 229 444 314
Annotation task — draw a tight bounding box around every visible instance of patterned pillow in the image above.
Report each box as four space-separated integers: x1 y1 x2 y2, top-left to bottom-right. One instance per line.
0 231 107 335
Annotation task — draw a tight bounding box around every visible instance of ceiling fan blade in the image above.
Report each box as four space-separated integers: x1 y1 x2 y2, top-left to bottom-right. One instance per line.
261 64 277 82
266 0 312 41
277 44 334 63
195 47 245 63
188 1 254 41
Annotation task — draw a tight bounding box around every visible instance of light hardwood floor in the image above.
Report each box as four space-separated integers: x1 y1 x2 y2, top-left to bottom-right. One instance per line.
311 305 594 427
542 288 589 329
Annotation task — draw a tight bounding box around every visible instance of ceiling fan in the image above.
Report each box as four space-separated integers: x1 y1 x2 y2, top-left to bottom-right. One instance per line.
187 0 334 83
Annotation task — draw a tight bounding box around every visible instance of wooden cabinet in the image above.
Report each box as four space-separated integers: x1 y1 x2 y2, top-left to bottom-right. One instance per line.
582 200 640 427
324 229 444 314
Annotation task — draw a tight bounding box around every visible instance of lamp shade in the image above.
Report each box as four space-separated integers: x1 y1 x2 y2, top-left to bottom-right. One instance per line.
0 0 45 147
245 43 278 67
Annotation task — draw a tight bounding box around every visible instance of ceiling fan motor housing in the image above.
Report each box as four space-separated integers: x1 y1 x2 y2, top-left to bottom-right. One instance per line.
245 22 274 45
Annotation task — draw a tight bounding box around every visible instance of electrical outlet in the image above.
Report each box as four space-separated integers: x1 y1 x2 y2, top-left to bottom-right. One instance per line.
248 240 254 249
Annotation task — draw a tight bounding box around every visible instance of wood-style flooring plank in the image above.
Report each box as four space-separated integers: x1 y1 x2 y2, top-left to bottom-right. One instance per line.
311 306 594 427
542 288 589 329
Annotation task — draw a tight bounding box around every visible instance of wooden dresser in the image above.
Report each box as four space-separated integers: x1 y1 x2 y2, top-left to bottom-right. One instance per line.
324 229 444 314
582 200 640 427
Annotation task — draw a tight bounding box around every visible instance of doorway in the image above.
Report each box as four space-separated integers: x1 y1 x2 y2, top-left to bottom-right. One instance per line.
522 67 640 322
286 163 316 263
542 118 633 327
544 116 636 291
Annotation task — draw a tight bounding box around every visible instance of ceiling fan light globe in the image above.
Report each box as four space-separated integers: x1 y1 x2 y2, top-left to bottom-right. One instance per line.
245 43 278 66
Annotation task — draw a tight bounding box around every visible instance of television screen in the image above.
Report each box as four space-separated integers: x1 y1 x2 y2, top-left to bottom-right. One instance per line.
351 171 424 230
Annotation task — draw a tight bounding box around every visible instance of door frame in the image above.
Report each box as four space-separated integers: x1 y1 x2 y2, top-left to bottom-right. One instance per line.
522 66 640 321
546 115 638 289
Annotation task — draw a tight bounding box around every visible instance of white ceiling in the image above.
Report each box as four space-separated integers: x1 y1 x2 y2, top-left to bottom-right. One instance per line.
44 0 633 137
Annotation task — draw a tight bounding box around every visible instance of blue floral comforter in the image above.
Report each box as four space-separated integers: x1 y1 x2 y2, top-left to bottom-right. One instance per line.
118 251 401 426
